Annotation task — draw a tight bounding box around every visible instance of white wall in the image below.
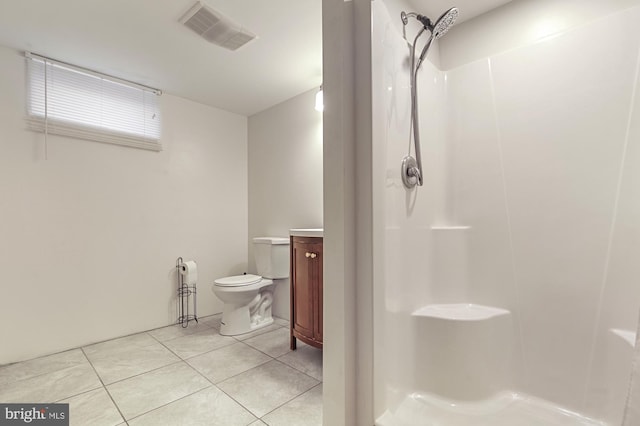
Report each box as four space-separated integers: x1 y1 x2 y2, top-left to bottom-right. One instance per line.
322 0 359 424
247 88 323 320
0 45 248 365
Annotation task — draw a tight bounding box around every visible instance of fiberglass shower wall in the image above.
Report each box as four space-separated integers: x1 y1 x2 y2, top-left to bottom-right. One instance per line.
372 0 450 415
373 0 640 424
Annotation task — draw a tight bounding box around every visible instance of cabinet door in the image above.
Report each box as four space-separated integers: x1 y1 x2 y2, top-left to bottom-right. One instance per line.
292 240 314 339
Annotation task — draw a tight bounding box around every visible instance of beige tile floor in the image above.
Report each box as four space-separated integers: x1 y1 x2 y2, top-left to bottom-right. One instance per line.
0 315 323 426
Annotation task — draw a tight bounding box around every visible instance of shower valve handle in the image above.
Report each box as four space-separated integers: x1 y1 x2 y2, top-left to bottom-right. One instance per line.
408 165 421 182
401 155 423 188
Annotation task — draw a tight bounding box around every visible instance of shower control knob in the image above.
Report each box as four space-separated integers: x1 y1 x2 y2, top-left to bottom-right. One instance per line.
401 155 422 188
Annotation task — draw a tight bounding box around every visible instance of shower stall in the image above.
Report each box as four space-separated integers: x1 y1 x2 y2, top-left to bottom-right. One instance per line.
370 0 640 424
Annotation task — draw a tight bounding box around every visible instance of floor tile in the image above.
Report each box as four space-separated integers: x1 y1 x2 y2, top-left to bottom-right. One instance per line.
233 324 283 341
61 387 123 426
83 334 179 384
217 360 319 418
84 333 158 355
128 386 256 426
0 349 87 386
278 342 322 381
162 329 236 359
273 317 289 328
106 362 210 420
262 384 323 426
0 363 102 403
243 327 291 358
187 342 271 384
148 321 213 342
199 314 223 329
1 321 322 426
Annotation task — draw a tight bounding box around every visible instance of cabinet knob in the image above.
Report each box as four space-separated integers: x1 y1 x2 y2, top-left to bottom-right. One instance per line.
305 252 311 258
310 253 317 259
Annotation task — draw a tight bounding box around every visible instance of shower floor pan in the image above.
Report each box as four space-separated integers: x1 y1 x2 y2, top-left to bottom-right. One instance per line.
376 391 605 426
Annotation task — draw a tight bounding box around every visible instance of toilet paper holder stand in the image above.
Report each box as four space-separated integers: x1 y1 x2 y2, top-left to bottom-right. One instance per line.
176 257 198 328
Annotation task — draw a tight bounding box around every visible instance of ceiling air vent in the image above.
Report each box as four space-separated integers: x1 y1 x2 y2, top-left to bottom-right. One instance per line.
179 1 256 51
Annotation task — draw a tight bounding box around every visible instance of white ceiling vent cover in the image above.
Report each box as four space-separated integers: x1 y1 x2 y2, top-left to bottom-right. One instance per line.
179 1 256 51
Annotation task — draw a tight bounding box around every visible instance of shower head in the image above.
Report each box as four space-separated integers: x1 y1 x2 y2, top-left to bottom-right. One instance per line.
414 7 459 67
432 7 459 39
401 7 459 39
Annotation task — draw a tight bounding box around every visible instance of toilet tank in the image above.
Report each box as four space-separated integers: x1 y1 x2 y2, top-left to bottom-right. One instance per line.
253 237 290 279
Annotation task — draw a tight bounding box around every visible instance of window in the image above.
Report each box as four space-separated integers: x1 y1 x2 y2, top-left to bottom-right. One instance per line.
26 53 162 151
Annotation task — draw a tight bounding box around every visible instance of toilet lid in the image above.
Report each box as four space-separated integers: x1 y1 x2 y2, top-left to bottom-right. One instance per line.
215 274 262 287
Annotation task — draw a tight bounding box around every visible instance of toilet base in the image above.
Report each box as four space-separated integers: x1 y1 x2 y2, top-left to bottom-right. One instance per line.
219 288 275 336
220 315 274 336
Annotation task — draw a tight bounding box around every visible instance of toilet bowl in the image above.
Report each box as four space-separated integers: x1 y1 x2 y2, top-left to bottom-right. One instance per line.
214 274 275 335
212 237 289 336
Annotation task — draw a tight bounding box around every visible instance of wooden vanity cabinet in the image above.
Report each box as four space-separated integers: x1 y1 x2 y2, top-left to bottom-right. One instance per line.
290 236 323 350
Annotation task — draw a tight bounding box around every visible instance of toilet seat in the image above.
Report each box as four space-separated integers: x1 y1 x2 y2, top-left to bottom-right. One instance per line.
214 274 262 287
214 275 273 294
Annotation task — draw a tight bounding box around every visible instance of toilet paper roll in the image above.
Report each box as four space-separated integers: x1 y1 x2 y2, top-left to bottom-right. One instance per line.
180 260 198 285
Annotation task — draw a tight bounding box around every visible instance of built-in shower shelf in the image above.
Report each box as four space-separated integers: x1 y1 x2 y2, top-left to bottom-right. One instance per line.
431 226 471 231
610 328 636 348
411 303 513 400
412 303 510 321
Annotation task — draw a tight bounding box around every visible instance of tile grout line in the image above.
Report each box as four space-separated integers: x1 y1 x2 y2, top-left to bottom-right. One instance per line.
97 359 185 387
273 355 323 383
100 318 226 425
215 343 277 381
232 322 290 343
187 333 320 422
123 383 215 424
233 326 324 383
181 354 267 421
81 330 168 353
152 329 236 362
183 341 276 423
0 357 89 390
151 328 268 421
154 324 220 343
88 349 213 423
208 355 320 421
2 317 297 425
238 327 291 352
80 347 129 426
258 378 323 420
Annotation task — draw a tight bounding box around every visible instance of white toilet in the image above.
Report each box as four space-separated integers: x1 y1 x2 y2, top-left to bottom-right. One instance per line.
212 237 289 336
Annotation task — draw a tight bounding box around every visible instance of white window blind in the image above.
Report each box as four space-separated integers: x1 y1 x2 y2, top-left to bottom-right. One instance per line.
26 53 162 151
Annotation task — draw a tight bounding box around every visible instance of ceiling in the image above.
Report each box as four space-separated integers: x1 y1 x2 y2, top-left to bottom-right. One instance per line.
407 0 514 25
0 0 511 116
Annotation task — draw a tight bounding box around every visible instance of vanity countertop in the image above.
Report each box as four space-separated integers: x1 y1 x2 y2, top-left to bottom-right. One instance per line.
289 228 323 238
